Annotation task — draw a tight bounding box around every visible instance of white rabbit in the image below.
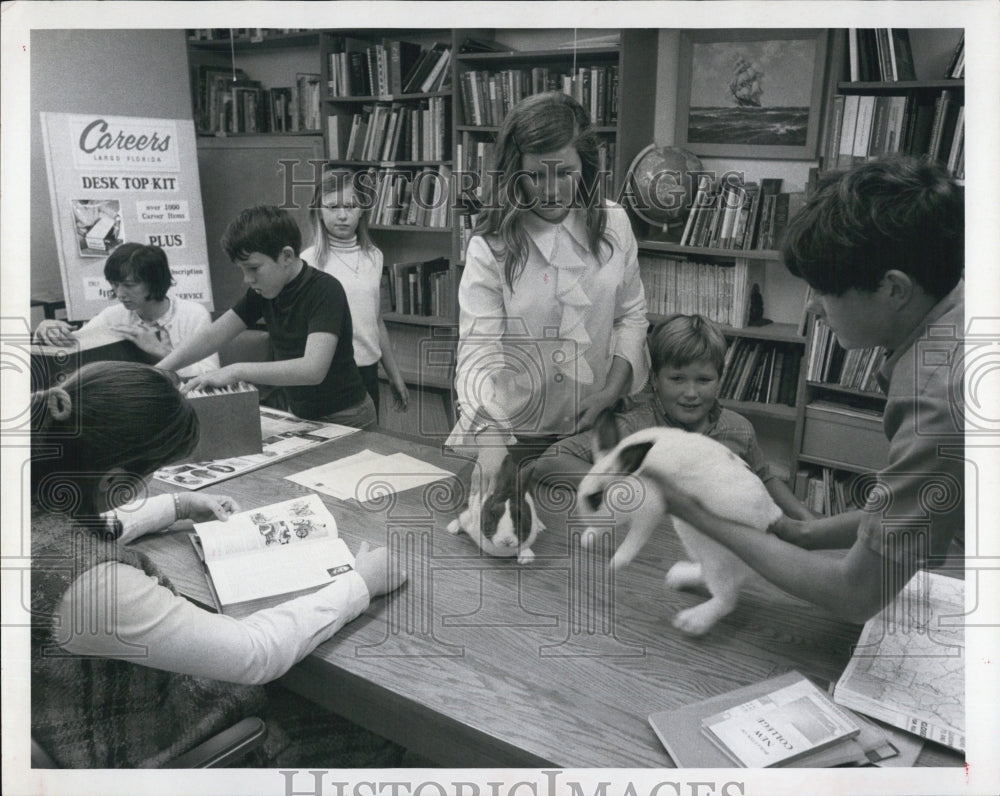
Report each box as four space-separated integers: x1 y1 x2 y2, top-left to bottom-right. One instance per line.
576 412 782 636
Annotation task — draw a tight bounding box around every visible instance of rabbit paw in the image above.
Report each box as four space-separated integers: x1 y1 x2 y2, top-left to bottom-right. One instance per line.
446 518 462 535
672 597 734 636
665 561 704 591
517 547 535 565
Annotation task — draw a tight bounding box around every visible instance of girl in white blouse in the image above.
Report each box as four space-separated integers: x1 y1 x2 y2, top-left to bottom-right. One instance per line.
449 91 649 490
302 168 408 419
34 243 220 378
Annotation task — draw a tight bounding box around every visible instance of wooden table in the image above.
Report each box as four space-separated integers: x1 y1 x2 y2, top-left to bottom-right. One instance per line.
138 429 961 768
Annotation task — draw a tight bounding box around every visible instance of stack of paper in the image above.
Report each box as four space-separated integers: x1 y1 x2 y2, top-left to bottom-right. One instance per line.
286 449 453 502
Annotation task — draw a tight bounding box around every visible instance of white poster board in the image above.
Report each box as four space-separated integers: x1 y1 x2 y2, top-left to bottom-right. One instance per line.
40 112 214 320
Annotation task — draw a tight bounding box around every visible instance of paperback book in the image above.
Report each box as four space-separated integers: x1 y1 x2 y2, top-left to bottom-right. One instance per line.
700 675 861 767
191 493 354 611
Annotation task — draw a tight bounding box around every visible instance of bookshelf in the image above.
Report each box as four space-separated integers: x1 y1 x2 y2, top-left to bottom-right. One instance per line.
637 224 809 480
452 28 657 263
821 28 965 179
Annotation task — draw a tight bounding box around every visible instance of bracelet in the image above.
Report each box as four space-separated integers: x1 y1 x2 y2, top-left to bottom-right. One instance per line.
172 493 183 523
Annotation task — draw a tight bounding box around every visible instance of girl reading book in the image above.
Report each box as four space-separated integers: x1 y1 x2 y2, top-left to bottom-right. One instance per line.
30 361 411 767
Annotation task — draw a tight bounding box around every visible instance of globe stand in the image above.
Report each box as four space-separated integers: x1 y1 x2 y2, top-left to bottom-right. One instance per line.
637 217 686 244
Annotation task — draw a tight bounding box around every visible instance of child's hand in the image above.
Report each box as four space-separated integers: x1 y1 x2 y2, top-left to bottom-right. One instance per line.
353 540 407 597
576 390 618 432
390 377 409 411
35 320 77 347
175 493 239 522
110 324 171 358
474 443 508 498
181 366 239 394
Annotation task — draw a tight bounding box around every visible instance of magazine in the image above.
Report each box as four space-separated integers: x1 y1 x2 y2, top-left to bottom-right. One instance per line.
192 493 354 607
155 406 359 490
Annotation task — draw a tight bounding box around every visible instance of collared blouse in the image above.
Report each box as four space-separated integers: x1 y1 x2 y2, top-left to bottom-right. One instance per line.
449 201 648 446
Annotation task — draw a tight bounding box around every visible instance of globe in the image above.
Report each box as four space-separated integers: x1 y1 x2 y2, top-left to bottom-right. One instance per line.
624 144 703 234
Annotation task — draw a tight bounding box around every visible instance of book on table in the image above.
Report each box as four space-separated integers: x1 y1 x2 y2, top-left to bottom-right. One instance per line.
833 570 965 753
699 674 861 767
191 493 355 616
648 670 896 768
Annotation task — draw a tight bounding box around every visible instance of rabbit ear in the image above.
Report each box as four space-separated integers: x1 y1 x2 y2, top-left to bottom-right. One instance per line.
617 441 654 476
590 407 620 459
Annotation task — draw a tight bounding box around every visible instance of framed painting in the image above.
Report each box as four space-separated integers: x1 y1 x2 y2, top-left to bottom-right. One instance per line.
675 29 830 160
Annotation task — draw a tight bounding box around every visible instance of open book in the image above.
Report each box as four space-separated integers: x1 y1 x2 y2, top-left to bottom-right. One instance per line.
191 493 354 614
833 570 965 752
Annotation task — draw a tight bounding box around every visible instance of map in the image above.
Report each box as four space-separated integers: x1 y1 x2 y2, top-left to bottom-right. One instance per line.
833 571 965 752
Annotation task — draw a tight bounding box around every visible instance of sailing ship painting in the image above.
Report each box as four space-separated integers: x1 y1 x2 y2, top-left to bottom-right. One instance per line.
730 57 763 107
684 37 818 148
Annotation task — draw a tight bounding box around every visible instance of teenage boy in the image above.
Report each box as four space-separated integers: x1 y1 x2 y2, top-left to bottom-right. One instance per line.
158 205 375 429
639 157 964 624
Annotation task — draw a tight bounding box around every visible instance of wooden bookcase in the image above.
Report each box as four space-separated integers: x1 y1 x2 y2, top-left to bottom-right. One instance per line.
637 240 808 482
184 28 657 440
819 28 965 178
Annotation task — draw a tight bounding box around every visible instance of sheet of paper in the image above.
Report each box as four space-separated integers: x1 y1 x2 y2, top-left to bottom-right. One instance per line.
286 449 453 502
31 324 128 355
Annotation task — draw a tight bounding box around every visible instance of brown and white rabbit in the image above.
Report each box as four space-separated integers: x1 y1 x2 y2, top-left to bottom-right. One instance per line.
447 452 544 564
576 411 782 635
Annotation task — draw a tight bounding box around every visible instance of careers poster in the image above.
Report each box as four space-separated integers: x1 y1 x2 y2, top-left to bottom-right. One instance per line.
41 112 214 320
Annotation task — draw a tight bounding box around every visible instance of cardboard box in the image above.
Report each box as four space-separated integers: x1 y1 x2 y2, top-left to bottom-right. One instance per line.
801 402 889 472
183 382 262 462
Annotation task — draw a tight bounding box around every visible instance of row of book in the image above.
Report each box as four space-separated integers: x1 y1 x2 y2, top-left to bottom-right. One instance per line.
944 33 965 79
458 212 480 261
326 97 449 162
720 338 802 407
806 317 885 392
188 29 309 42
366 166 452 229
381 257 455 318
327 39 451 98
795 464 865 516
846 29 916 83
826 91 964 178
455 133 615 202
638 254 762 329
457 64 618 127
195 66 321 134
680 177 803 252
